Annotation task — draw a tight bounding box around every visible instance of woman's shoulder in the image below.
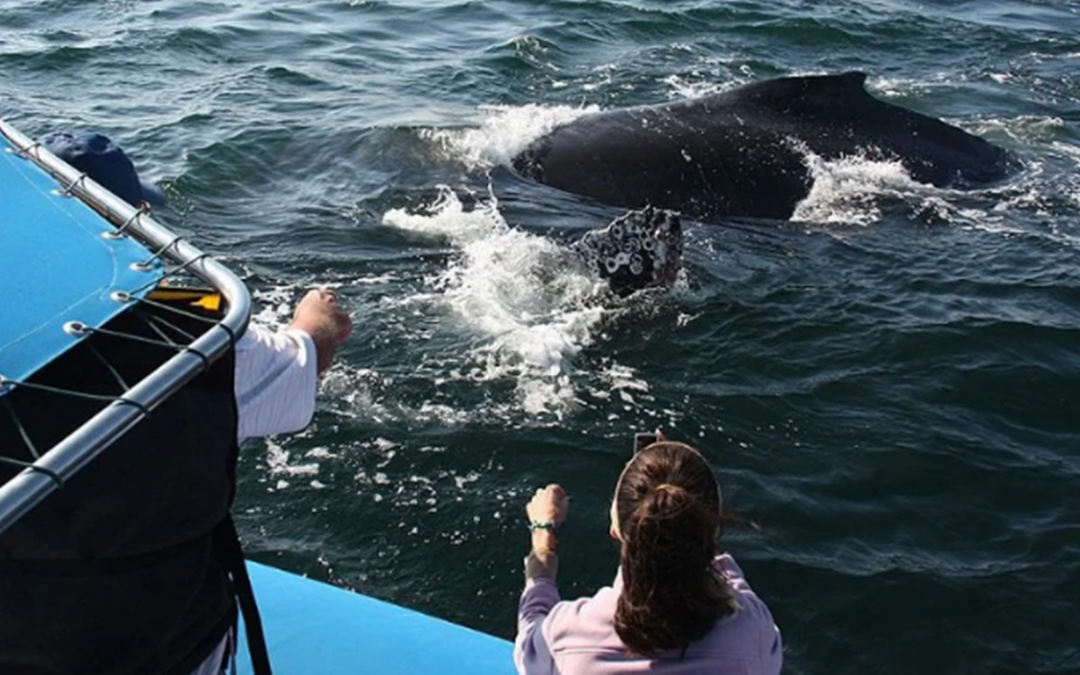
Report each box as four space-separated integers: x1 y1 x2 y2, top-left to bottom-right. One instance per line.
711 555 781 636
714 553 745 578
682 554 782 672
714 552 755 595
712 554 778 627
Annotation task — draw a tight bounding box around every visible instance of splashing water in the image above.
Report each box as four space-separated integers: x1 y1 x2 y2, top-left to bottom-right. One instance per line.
383 187 610 417
793 151 926 225
421 104 598 171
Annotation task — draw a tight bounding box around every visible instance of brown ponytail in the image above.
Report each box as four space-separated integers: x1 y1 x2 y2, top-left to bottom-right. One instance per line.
613 442 737 655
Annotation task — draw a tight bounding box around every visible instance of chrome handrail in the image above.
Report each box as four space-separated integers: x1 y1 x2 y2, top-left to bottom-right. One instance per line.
0 118 252 535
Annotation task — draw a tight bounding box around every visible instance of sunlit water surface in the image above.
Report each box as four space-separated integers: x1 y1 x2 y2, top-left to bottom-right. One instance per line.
2 1 1078 673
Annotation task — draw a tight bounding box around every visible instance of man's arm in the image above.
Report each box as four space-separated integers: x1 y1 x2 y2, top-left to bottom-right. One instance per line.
288 289 353 376
234 289 352 442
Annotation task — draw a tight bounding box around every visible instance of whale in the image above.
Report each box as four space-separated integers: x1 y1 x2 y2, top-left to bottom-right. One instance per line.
512 72 1018 221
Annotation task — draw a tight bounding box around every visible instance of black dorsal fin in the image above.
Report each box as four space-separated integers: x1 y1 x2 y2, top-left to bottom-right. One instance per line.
710 72 872 109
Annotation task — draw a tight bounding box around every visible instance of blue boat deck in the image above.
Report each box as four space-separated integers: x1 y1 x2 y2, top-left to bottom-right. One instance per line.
241 562 513 674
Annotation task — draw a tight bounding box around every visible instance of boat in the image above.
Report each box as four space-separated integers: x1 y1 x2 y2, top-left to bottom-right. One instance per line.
0 118 513 674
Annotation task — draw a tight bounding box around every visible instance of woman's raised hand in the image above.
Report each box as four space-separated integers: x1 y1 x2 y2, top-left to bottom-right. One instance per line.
526 484 570 526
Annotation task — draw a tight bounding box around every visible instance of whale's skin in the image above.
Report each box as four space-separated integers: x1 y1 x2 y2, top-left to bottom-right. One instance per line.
512 72 1018 221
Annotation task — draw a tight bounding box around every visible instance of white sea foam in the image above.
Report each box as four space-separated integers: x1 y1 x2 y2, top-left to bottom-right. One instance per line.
249 285 295 329
790 144 1080 248
792 151 924 225
969 114 1065 145
383 187 609 417
661 74 733 100
265 438 321 479
869 73 957 99
421 104 597 171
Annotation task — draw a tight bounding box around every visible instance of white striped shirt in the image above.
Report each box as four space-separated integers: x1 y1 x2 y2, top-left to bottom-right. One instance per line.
233 324 318 442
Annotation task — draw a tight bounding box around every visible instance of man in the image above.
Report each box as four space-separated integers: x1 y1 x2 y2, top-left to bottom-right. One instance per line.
0 130 351 674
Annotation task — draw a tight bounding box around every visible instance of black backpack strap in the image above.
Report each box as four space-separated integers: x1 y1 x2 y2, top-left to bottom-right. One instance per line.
212 515 273 675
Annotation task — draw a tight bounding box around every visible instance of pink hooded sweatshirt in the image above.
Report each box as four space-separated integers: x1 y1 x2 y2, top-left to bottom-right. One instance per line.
514 554 782 675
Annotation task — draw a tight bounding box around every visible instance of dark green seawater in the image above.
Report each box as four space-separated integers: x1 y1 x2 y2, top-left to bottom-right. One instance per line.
3 1 1079 672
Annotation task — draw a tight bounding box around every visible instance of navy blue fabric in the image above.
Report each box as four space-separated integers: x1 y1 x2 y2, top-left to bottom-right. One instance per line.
40 131 167 207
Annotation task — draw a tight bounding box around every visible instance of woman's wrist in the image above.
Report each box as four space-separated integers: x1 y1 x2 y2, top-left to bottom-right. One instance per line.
525 533 559 583
531 529 557 554
523 484 569 582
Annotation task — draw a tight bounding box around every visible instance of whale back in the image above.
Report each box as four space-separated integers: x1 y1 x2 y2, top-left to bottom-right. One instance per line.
699 73 1013 180
513 72 1018 221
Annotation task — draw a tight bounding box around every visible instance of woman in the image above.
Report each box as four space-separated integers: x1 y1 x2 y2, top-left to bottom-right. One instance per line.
514 439 782 675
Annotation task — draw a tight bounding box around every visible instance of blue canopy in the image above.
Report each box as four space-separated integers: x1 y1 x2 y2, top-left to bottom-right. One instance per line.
0 137 163 391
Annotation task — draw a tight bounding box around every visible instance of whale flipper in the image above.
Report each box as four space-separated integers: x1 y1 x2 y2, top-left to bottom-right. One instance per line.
573 207 683 297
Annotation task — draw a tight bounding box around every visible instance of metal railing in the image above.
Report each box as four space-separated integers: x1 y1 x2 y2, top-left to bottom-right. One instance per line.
0 118 251 535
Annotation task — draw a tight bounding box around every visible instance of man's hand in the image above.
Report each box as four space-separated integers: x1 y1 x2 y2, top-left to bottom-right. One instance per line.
289 288 353 375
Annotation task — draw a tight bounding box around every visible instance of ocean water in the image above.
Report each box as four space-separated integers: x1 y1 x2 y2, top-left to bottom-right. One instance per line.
2 1 1079 673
